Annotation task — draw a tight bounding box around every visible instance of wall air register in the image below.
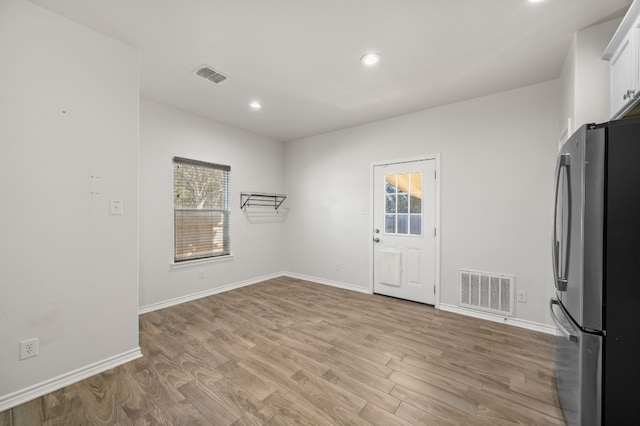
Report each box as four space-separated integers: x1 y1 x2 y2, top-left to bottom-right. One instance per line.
194 65 228 85
459 269 514 317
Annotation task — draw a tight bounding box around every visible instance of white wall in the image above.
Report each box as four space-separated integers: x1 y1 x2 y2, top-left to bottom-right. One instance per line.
284 80 560 326
559 33 577 141
574 19 620 127
0 1 589 409
560 18 620 142
0 0 140 408
139 100 286 310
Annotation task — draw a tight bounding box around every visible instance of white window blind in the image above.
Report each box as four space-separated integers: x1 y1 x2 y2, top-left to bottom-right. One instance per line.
173 157 230 262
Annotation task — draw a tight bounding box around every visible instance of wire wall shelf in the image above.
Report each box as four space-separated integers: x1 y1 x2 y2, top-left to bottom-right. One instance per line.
240 192 287 211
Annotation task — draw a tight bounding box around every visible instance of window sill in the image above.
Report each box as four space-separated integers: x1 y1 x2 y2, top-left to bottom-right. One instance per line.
170 255 234 270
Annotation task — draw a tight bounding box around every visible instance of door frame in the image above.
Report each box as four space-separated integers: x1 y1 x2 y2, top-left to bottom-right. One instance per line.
368 154 441 307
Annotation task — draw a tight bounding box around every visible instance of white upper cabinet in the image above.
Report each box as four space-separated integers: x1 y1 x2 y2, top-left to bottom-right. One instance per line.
609 32 634 117
603 1 640 119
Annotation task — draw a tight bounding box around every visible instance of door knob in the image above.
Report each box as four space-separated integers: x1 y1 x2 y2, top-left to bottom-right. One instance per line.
373 237 380 243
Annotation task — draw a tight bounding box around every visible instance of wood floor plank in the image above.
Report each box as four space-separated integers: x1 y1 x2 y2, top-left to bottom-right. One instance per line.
269 345 330 378
203 328 255 362
484 377 565 416
320 359 396 394
101 361 174 425
42 386 78 412
325 343 395 381
509 376 563 405
467 385 565 425
9 398 44 426
2 277 565 425
390 384 479 425
237 355 299 391
0 410 11 426
101 366 156 418
173 351 224 387
389 370 478 416
400 354 483 389
363 331 435 361
261 390 335 426
174 332 229 368
215 360 277 401
358 402 413 426
130 358 187 406
394 401 458 426
41 397 92 426
329 336 393 366
386 358 471 398
233 326 280 353
142 331 185 359
203 377 275 425
177 380 241 425
74 375 132 425
474 403 530 426
139 313 163 336
160 401 214 426
125 403 174 426
321 368 401 414
149 353 195 390
290 370 369 422
38 387 93 426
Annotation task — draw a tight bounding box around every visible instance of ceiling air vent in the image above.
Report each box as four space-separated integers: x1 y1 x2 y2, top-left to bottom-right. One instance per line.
194 65 228 85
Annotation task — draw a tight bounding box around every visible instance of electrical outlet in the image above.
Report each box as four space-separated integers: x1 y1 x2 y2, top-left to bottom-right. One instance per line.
199 270 205 279
336 263 341 272
517 290 527 303
19 338 39 360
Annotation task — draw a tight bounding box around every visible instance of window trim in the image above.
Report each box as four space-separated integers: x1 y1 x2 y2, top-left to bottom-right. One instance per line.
173 156 230 172
173 156 231 263
170 254 234 269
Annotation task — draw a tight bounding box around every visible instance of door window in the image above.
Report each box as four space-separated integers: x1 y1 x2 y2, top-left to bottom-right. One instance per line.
384 172 422 236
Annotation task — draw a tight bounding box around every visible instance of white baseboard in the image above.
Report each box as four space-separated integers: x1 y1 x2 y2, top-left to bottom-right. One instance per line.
0 347 142 412
1 276 558 412
439 303 558 335
138 272 283 314
140 273 556 337
278 275 558 336
281 272 371 294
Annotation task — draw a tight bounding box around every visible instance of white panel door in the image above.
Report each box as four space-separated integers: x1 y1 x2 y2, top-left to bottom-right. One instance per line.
373 160 436 304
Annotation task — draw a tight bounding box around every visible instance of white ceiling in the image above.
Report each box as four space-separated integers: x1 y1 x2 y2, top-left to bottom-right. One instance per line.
29 0 632 142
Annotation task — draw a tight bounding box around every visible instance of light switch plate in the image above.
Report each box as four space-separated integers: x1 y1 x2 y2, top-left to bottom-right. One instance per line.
109 199 123 215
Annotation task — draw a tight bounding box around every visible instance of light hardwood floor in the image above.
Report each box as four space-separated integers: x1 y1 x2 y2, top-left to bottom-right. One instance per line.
0 277 564 425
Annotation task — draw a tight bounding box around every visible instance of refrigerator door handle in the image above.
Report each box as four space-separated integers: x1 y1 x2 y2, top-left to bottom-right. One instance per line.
552 154 571 292
550 299 578 342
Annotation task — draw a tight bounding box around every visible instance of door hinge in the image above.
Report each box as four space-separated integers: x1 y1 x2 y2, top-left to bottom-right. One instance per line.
434 228 436 237
434 170 437 179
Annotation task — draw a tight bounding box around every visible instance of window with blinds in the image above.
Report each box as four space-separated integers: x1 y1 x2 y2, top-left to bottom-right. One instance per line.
173 157 230 262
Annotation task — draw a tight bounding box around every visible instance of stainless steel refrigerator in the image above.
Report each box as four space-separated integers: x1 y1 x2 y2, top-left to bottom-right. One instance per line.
550 117 640 425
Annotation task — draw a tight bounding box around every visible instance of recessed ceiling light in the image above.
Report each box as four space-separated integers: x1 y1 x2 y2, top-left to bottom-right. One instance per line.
249 100 262 111
528 0 545 3
361 52 381 67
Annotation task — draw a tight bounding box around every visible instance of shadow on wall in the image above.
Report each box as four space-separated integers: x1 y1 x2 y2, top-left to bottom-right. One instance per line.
242 207 290 224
